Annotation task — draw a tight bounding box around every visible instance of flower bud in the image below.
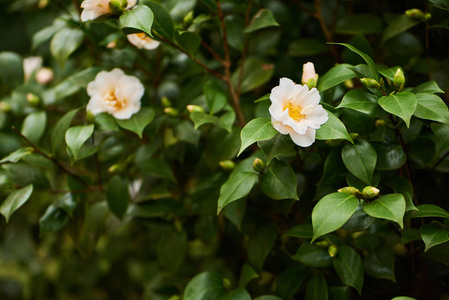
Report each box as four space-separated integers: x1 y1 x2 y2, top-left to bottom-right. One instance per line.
38 0 49 9
36 68 53 84
107 41 117 49
109 0 128 13
338 186 360 195
219 160 235 171
349 132 359 140
316 240 330 248
424 13 432 22
164 107 179 117
392 242 408 256
375 119 386 127
301 62 319 89
252 158 265 173
161 96 172 108
222 278 232 290
187 105 204 113
108 163 125 173
360 77 380 89
328 245 338 258
183 11 194 26
393 68 405 91
26 93 40 105
0 101 12 112
344 79 354 89
405 8 424 21
362 186 380 199
336 228 348 239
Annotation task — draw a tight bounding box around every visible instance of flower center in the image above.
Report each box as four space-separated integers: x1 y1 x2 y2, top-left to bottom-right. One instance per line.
284 102 305 122
104 89 125 110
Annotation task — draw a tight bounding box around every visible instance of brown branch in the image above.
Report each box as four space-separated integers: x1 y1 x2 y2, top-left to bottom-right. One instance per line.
313 0 339 62
72 0 81 15
236 1 253 98
12 126 94 190
201 40 225 65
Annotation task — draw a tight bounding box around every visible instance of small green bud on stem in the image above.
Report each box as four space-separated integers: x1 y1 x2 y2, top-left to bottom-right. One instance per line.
375 119 386 127
219 160 235 171
360 77 380 89
222 278 232 290
316 240 330 248
393 68 405 91
253 158 265 173
362 186 380 199
164 107 179 117
161 96 172 108
186 105 204 113
183 11 194 26
405 8 424 21
109 0 128 14
328 245 338 257
338 186 360 196
26 93 40 105
424 13 432 22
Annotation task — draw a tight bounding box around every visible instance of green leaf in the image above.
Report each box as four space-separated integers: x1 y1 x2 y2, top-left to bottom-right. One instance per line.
331 43 379 82
50 67 101 102
412 80 444 94
431 123 449 155
239 263 259 287
335 14 384 35
275 265 307 299
407 204 449 219
420 223 449 252
106 176 130 219
157 229 187 272
248 223 277 271
316 110 353 143
0 184 33 223
238 118 277 156
224 288 251 300
373 143 406 171
223 198 246 231
116 107 155 138
288 38 328 57
261 160 298 200
293 243 333 268
312 192 359 242
50 28 84 65
341 140 377 185
413 93 449 124
337 89 381 116
231 57 274 94
51 108 79 154
382 14 420 44
139 158 176 182
32 19 65 50
363 194 406 228
391 297 417 300
21 111 47 144
258 133 295 165
204 80 227 114
0 52 23 87
283 224 313 239
217 171 258 213
176 31 201 55
142 1 174 39
379 66 404 81
378 92 417 127
0 148 33 164
317 64 356 92
328 286 351 300
254 296 283 300
218 109 236 132
305 273 328 300
364 248 395 282
119 5 154 36
183 271 227 300
244 9 279 33
39 205 69 236
333 246 364 295
190 111 219 129
65 125 95 161
391 177 417 212
225 15 245 51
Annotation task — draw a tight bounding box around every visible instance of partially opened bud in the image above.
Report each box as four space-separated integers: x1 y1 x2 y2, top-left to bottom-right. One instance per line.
36 67 53 84
109 0 128 13
405 8 424 20
393 68 405 91
187 105 204 113
301 62 319 89
360 77 380 89
338 186 360 195
164 107 179 117
362 186 380 199
26 93 40 105
253 158 265 173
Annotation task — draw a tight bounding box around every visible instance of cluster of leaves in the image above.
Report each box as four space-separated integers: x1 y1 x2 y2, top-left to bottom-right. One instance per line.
1 0 449 299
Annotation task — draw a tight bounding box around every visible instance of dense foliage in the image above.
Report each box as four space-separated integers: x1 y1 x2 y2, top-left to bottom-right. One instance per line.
1 0 449 299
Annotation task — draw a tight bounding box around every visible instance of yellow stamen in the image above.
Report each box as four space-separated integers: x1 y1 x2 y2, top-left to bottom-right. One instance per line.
104 90 125 109
284 102 305 122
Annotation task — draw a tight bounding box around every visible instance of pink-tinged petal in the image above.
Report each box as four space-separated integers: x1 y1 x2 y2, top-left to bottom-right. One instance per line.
289 128 316 147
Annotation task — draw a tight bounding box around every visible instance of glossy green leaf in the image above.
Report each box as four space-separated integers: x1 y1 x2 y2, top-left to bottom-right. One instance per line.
65 125 94 161
239 263 259 287
176 31 201 55
331 43 379 81
223 288 251 300
244 9 279 33
420 223 449 252
391 177 417 212
412 80 444 94
21 111 47 144
283 224 313 239
317 64 356 92
316 110 353 143
0 148 33 164
401 229 421 244
106 176 130 219
379 66 404 82
31 19 65 50
258 133 294 164
378 92 417 127
218 109 236 132
373 143 406 170
363 194 406 228
431 123 449 155
51 108 79 153
333 246 364 294
312 192 359 242
157 229 187 272
204 80 227 114
223 198 246 231
183 271 227 300
382 14 420 44
335 14 384 35
276 265 307 299
119 5 154 36
50 68 101 102
231 57 274 94
248 223 276 271
39 205 69 236
305 273 328 300
0 52 23 87
139 158 176 182
341 140 377 185
407 204 449 219
190 111 219 129
288 38 328 57
0 184 33 223
293 243 333 268
142 1 174 39
50 28 84 65
254 296 283 300
261 160 298 200
217 171 258 213
337 89 380 116
225 15 245 51
238 118 277 156
413 93 449 124
116 107 155 138
364 248 395 282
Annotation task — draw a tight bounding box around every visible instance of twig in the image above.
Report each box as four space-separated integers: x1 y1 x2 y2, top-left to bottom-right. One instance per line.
313 0 340 62
291 0 315 16
72 0 81 15
431 150 449 171
12 126 93 190
91 133 104 192
236 1 253 98
201 40 225 65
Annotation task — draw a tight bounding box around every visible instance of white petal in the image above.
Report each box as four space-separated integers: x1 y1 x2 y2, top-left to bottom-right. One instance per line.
86 96 108 115
276 109 308 135
113 102 141 119
271 117 290 135
307 105 329 126
289 128 316 147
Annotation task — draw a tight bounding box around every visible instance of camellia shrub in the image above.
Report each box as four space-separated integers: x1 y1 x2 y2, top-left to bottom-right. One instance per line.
1 0 449 299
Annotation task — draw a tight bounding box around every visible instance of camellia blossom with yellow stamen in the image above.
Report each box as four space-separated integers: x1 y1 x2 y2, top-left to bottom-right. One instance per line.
80 0 136 22
269 77 328 147
86 68 144 119
127 33 160 50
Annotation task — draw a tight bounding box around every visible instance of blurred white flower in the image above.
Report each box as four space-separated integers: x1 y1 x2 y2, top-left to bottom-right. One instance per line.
301 62 319 89
23 56 42 82
80 0 136 21
127 33 160 50
86 68 144 119
36 68 53 84
269 78 328 147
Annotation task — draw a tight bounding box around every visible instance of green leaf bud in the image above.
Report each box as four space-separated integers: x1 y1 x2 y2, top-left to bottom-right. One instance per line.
109 0 128 14
219 160 235 171
222 278 232 290
393 68 405 91
252 158 265 173
316 240 330 248
405 8 424 21
360 77 380 89
161 96 172 107
26 93 40 105
183 11 194 26
362 186 380 199
337 186 360 195
168 296 180 300
349 132 359 140
344 79 354 89
424 13 432 22
164 107 179 117
186 105 204 113
108 163 125 173
328 245 338 257
375 119 386 127
392 242 408 256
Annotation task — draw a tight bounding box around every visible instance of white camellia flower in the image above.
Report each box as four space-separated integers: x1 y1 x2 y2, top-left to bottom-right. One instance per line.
23 56 43 82
86 68 144 119
80 0 137 22
301 62 319 88
269 78 328 147
127 33 160 50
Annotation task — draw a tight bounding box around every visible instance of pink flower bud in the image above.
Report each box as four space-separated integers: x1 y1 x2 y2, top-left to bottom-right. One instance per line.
36 68 53 84
301 62 319 88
